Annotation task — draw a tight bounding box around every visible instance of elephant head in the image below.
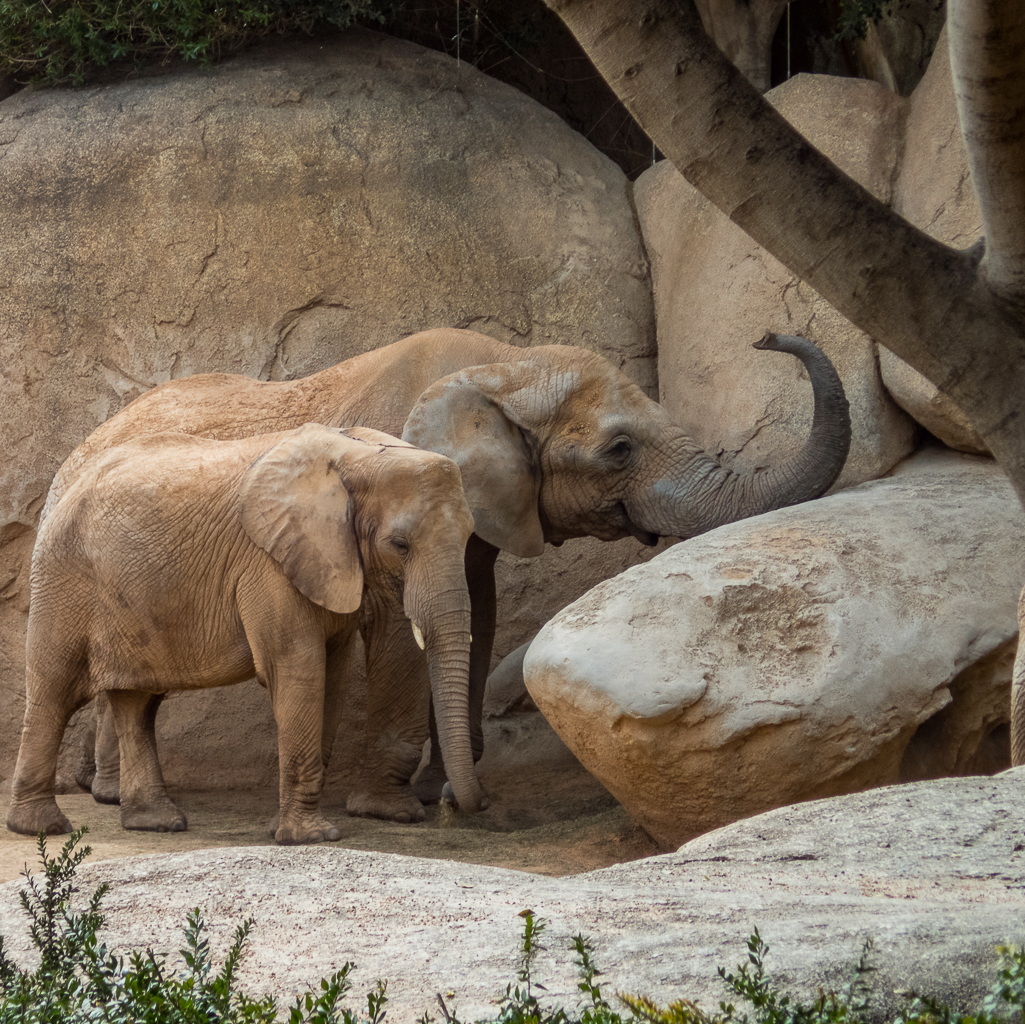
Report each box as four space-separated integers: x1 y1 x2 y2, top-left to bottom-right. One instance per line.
238 424 486 815
402 332 851 550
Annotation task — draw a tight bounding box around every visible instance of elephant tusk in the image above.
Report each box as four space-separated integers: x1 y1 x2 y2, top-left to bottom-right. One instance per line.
410 624 471 649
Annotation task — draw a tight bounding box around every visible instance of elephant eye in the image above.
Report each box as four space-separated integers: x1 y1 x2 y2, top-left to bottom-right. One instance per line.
389 537 410 556
602 437 633 463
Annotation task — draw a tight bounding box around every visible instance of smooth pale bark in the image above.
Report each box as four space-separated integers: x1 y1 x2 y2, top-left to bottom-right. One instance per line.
542 0 1025 506
949 2 1025 310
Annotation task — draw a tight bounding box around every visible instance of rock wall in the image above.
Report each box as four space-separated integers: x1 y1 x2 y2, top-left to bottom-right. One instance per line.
880 31 988 454
0 28 656 790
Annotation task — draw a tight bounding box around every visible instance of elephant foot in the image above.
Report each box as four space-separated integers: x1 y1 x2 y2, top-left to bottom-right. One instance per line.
346 785 426 824
275 814 342 845
6 797 72 836
91 769 121 806
120 798 187 833
411 761 449 806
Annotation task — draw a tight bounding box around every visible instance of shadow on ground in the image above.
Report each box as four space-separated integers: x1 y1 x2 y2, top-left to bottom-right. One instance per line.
0 741 659 882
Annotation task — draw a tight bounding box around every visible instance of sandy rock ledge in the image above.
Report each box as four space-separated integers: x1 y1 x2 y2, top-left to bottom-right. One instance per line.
1 772 1023 1022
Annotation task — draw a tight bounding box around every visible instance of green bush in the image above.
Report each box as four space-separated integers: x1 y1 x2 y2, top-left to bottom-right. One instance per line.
0 0 388 86
0 829 383 1022
0 829 1023 1024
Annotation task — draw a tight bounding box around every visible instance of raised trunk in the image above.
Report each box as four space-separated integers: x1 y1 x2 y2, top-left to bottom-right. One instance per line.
632 333 851 539
406 570 485 814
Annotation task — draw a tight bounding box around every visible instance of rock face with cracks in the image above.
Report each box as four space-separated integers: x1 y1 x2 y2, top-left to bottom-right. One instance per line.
524 448 1023 851
0 28 657 790
0 772 1021 1022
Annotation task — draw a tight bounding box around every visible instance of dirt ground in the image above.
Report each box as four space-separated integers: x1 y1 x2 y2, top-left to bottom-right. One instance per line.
0 745 660 884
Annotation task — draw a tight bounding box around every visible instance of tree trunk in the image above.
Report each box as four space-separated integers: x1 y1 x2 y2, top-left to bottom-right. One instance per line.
948 3 1025 312
541 0 1025 505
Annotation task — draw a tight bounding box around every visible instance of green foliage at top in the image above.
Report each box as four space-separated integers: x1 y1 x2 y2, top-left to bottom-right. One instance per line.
1 829 1024 1024
0 0 388 86
835 0 897 41
835 0 944 41
0 0 946 91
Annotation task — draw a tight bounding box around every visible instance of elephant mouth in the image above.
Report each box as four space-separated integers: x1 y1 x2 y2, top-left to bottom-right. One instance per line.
621 506 659 547
630 525 660 546
538 502 658 548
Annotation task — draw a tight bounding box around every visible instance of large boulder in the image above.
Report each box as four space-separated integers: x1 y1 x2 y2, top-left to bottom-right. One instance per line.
0 772 1021 1021
0 29 656 789
523 448 1022 850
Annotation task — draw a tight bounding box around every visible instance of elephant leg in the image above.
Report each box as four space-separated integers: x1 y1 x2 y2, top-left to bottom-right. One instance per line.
90 691 125 805
265 636 361 841
321 635 363 771
74 700 98 792
413 534 498 805
6 668 79 836
347 597 431 824
108 690 186 833
266 655 341 846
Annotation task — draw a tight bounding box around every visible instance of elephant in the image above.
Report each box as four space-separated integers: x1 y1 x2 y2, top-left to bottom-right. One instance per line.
6 424 484 842
46 326 850 822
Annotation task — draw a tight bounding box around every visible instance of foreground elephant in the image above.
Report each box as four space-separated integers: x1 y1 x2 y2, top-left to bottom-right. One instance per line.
8 425 483 841
49 327 850 821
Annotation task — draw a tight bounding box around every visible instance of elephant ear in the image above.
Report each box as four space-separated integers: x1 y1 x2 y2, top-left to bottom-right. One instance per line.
340 425 416 449
403 369 545 558
239 424 364 614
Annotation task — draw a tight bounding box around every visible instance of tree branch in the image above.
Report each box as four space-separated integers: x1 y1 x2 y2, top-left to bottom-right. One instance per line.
949 0 1025 310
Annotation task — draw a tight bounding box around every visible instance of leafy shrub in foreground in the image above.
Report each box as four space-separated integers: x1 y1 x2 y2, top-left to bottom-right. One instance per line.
0 829 1023 1024
0 829 383 1022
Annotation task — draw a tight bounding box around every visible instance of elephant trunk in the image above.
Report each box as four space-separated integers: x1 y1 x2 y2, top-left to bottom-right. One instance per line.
405 566 486 814
633 333 851 539
1012 605 1025 766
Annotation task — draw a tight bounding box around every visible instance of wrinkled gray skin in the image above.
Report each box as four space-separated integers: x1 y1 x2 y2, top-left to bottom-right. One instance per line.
50 327 850 823
8 426 483 842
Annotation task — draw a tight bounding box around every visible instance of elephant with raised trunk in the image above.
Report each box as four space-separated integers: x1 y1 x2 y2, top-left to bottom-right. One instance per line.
50 327 850 822
8 425 484 842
